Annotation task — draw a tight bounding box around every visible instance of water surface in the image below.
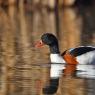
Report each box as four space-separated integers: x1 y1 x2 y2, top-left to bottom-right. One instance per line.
0 3 95 95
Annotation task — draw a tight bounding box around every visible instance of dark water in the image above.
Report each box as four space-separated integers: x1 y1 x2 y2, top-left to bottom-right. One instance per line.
0 2 95 95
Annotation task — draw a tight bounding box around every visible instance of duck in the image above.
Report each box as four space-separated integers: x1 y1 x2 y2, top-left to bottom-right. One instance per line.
35 33 95 94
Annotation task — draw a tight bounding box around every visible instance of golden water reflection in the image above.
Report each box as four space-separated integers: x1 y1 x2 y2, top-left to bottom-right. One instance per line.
0 3 95 95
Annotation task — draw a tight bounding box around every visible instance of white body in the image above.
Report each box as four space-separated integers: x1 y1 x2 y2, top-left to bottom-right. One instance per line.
50 51 95 78
50 54 65 78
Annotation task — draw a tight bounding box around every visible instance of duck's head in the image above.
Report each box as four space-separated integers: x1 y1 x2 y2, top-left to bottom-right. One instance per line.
35 33 60 53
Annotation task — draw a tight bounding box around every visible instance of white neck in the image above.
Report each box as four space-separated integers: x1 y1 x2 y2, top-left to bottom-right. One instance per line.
50 54 65 63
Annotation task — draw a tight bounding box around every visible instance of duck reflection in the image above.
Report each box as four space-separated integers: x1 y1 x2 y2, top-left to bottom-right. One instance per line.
42 63 77 94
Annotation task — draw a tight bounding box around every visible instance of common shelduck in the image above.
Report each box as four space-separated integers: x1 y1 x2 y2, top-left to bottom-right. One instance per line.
35 33 95 94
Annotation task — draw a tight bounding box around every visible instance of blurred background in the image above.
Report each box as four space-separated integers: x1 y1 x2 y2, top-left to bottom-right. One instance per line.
0 0 95 95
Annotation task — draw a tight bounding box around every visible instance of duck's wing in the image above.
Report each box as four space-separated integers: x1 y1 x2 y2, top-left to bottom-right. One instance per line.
69 46 95 57
61 46 95 65
61 46 95 57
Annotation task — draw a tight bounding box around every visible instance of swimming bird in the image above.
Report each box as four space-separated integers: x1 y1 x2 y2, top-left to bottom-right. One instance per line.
35 33 95 94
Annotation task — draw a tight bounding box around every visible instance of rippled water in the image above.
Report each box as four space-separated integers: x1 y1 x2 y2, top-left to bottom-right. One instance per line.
0 2 95 95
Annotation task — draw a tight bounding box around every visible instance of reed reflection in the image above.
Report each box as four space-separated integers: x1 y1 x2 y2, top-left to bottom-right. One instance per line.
59 7 82 50
0 0 95 95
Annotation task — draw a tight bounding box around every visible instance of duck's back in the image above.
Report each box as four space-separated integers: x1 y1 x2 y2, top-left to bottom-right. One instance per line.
69 46 95 56
69 46 95 64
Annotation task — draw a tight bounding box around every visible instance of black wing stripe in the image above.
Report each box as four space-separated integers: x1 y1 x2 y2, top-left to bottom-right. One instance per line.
69 46 95 57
